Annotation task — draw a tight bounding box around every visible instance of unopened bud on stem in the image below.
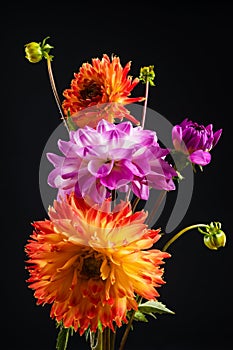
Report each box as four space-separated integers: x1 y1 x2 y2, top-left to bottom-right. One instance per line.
198 222 226 250
25 36 53 63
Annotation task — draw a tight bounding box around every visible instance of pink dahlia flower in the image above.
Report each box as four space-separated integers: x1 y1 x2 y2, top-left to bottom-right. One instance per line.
172 118 222 166
47 119 177 203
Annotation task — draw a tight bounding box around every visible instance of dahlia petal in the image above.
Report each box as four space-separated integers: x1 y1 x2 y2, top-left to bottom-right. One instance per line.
131 180 149 200
74 127 102 147
115 120 132 134
87 159 112 177
132 154 152 175
47 153 65 167
189 150 211 165
204 136 214 150
132 128 158 146
58 139 80 157
186 134 202 150
213 128 222 147
48 171 76 190
100 163 133 190
84 178 107 203
120 159 143 176
172 126 183 151
96 118 114 133
205 123 213 133
108 148 133 160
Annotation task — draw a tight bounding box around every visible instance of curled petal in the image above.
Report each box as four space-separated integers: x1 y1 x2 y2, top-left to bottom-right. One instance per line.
189 149 211 165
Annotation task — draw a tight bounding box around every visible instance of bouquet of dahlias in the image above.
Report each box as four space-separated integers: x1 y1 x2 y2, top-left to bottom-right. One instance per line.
24 37 226 350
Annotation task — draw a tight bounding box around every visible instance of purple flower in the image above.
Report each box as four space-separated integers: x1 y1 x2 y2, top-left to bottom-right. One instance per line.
172 118 222 166
47 119 177 203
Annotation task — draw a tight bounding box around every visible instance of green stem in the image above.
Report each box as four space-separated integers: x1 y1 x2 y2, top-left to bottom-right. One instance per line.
118 297 142 350
141 80 149 129
55 325 70 350
90 330 103 350
162 224 208 252
131 196 140 213
46 57 70 132
110 328 116 350
106 328 111 350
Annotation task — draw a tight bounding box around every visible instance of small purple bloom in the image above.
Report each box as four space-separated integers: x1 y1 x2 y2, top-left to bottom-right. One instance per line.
172 118 222 166
47 119 177 203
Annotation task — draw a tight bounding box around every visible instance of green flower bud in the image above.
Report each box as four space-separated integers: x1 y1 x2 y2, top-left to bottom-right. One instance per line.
139 65 155 86
204 230 226 250
198 222 226 250
24 37 54 63
25 42 43 63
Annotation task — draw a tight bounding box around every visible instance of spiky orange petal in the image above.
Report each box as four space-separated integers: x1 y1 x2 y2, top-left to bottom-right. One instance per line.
25 193 170 335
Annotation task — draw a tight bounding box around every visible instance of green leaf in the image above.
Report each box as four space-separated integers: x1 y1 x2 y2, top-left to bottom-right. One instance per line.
56 325 70 350
67 116 77 131
138 300 175 316
133 310 149 322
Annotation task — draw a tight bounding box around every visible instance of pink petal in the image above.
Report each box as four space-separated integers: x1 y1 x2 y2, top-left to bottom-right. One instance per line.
189 150 211 165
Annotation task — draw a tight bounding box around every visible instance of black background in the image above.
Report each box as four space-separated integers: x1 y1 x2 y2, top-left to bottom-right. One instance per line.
2 2 232 349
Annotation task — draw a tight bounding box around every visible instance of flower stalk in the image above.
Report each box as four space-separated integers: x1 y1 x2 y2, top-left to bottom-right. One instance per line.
139 65 155 128
162 222 226 252
141 80 149 129
162 224 208 251
119 297 143 350
46 58 70 132
25 37 70 132
90 330 103 350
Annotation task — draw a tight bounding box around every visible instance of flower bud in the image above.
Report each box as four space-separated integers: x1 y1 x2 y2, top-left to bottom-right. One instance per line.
172 118 222 169
139 65 155 86
204 230 226 250
198 222 226 250
25 42 43 63
24 37 54 63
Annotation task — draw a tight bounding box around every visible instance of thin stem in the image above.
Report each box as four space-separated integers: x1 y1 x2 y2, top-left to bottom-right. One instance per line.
107 328 111 350
162 224 208 252
111 190 117 211
141 81 149 129
46 58 70 132
101 328 113 350
110 328 116 350
119 297 142 350
55 325 70 350
90 330 103 350
146 190 166 226
125 188 131 202
131 196 140 213
103 329 107 350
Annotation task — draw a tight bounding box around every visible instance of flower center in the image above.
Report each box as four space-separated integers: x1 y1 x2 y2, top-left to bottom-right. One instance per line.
80 81 102 102
80 255 103 279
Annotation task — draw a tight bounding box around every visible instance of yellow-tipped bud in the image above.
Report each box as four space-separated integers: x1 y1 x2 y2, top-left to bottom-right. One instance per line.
24 36 54 63
139 65 155 86
25 42 43 63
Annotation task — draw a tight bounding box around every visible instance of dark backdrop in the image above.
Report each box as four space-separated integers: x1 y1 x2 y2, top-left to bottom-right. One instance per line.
2 2 232 349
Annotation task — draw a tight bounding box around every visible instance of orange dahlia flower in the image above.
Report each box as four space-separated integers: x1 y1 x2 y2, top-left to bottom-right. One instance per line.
25 193 170 335
62 54 145 128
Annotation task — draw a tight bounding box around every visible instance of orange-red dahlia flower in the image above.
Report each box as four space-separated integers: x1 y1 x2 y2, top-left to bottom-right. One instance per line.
62 54 145 128
25 193 170 335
